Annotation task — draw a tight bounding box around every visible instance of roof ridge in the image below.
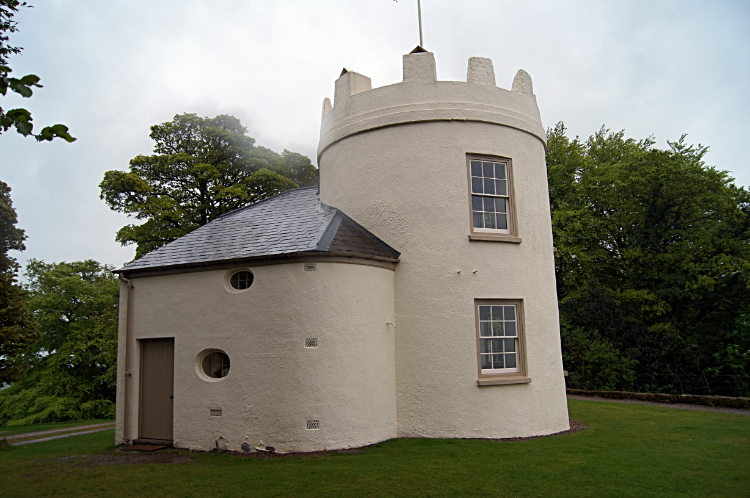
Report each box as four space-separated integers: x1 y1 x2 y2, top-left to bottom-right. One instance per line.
219 186 318 220
309 208 342 252
325 208 401 258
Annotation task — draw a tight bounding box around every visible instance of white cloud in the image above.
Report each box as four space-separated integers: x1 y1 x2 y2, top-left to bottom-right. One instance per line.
2 0 748 268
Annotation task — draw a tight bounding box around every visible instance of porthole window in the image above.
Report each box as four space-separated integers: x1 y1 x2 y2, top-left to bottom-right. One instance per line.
201 351 230 379
230 270 254 290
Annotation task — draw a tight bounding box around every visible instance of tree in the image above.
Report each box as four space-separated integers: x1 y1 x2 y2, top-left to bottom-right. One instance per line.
709 307 750 377
547 123 750 378
0 260 118 425
0 180 38 384
560 319 636 390
100 113 318 259
0 0 74 141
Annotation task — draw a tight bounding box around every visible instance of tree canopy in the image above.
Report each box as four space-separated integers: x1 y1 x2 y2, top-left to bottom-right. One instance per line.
547 123 750 382
100 113 318 259
0 259 118 425
0 0 74 142
0 180 38 384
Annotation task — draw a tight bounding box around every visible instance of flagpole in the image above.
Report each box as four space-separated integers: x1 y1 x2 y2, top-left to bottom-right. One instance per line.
418 0 423 47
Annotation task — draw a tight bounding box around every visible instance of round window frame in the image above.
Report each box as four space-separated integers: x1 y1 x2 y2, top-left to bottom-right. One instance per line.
223 268 254 293
196 349 231 382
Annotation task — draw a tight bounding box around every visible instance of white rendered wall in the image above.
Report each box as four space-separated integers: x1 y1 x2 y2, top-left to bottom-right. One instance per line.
115 261 396 452
114 280 129 446
318 57 569 438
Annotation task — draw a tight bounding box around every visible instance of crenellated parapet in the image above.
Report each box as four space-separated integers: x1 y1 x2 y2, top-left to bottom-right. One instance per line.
317 48 569 442
318 49 546 161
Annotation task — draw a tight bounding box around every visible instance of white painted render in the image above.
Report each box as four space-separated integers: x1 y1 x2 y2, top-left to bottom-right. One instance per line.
402 51 437 83
318 52 569 438
116 51 569 451
115 261 397 452
466 56 496 86
318 52 547 162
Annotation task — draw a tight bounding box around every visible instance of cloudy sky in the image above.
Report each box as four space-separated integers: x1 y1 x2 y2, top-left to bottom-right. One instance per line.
2 0 749 271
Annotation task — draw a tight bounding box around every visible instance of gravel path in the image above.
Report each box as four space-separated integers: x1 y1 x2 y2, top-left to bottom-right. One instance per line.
4 422 115 441
568 394 750 415
11 426 115 445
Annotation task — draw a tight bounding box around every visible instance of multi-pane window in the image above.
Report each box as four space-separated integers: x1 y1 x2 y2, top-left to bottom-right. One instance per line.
470 159 510 232
478 304 519 372
475 299 528 384
230 271 254 290
202 351 231 379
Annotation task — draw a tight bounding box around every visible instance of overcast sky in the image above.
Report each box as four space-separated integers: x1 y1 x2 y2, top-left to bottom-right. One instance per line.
2 0 749 271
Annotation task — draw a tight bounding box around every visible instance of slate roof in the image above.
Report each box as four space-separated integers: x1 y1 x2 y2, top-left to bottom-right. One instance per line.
118 186 400 274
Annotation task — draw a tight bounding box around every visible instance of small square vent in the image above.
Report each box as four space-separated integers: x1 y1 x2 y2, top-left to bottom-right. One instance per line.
305 338 318 348
304 263 317 272
210 409 222 417
307 420 320 430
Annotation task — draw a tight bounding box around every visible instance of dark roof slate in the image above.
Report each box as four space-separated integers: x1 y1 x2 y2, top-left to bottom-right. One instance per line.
119 186 399 273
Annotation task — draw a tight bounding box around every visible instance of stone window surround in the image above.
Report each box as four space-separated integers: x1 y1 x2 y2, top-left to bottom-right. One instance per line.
474 299 531 386
466 154 522 244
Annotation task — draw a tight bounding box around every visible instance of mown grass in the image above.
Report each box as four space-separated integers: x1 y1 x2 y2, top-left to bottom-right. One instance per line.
0 399 748 497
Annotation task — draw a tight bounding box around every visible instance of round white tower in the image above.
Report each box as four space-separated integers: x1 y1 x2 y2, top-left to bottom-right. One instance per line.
318 50 569 438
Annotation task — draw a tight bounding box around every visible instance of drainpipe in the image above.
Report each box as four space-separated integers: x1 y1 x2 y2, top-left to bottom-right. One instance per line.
119 275 134 445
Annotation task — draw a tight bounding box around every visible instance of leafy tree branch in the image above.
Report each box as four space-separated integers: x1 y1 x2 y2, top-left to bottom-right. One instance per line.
0 0 74 142
100 113 318 259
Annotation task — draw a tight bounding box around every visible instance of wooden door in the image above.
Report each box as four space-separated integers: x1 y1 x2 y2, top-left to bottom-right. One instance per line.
139 338 174 441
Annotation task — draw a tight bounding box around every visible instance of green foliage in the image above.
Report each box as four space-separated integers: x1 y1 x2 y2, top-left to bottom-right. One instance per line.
548 123 750 377
0 260 118 426
0 180 25 267
0 180 38 384
0 1 75 142
709 307 750 376
0 1 25 65
560 319 636 390
100 113 318 259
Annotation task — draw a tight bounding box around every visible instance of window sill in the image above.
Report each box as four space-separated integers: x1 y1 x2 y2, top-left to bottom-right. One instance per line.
477 376 532 386
468 233 522 243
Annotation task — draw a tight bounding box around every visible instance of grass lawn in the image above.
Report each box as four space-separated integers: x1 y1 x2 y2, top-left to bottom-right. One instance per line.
0 399 748 497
